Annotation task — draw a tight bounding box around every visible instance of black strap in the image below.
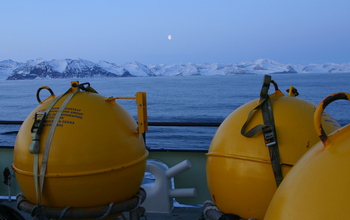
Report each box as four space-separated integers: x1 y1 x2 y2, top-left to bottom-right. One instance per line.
241 75 283 186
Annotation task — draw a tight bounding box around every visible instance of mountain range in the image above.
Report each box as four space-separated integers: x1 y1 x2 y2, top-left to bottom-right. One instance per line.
1 58 349 80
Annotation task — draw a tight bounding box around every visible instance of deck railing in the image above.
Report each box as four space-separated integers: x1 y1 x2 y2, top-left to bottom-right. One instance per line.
0 120 221 148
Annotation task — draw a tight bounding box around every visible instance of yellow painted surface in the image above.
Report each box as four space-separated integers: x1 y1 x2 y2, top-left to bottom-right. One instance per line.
13 84 148 207
206 92 340 219
265 92 350 219
265 124 350 219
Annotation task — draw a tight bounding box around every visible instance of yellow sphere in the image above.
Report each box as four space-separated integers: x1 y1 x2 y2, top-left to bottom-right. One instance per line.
206 91 340 219
265 124 350 219
13 84 148 207
265 93 350 219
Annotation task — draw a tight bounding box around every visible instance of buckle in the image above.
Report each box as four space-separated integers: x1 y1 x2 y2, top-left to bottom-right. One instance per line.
263 126 276 147
31 112 47 132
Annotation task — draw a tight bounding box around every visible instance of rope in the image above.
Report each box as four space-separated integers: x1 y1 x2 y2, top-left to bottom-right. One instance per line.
204 200 215 206
130 194 143 212
30 204 43 217
58 206 72 220
202 201 257 220
203 205 220 216
129 193 146 220
203 200 221 219
16 194 28 211
17 189 146 220
96 203 114 220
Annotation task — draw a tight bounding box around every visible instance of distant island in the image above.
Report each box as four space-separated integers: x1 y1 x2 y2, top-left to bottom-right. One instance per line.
0 58 349 80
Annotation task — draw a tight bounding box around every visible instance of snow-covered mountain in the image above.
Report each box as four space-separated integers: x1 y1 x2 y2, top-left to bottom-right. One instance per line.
0 60 23 80
1 58 349 80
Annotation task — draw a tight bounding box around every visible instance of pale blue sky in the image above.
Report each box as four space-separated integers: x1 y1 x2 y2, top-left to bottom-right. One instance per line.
1 0 349 65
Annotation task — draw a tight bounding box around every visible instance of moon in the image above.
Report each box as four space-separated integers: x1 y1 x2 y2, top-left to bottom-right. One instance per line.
168 35 172 40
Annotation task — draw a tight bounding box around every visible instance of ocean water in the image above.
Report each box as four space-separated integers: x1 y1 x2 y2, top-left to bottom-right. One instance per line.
1 73 350 149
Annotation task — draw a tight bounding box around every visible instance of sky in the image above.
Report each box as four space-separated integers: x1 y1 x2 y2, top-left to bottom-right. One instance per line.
1 0 350 65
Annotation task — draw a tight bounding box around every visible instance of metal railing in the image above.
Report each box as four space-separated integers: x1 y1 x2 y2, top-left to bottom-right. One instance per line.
0 120 221 148
0 121 23 125
0 120 221 126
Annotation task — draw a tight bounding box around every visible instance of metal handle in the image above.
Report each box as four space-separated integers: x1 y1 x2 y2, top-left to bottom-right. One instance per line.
314 92 350 144
36 86 55 104
105 92 148 134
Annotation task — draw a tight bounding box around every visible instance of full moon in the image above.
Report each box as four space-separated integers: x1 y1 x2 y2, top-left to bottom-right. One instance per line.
168 35 172 40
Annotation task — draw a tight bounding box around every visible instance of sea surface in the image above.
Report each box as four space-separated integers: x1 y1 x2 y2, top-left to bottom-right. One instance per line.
1 73 350 150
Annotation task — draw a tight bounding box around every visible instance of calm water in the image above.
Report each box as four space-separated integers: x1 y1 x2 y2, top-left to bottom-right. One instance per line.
1 73 350 149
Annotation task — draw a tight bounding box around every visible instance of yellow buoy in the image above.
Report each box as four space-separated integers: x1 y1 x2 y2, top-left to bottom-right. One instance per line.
206 76 341 219
265 92 350 219
12 82 149 208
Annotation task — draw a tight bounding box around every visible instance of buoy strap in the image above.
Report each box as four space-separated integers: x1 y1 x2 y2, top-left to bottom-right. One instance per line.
241 75 283 187
38 88 80 202
29 93 64 205
30 83 81 205
30 82 97 206
29 93 63 154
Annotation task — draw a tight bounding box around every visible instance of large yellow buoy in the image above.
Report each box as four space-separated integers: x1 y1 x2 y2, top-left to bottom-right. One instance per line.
264 92 350 219
12 82 149 208
206 76 341 219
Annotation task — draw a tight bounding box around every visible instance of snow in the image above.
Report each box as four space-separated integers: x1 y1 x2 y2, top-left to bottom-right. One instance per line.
119 61 156 77
47 59 68 72
1 58 350 80
97 60 125 75
0 60 20 80
297 62 350 73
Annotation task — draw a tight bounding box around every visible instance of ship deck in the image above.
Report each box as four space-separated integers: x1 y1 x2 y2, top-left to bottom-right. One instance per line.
1 199 204 220
1 120 212 219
